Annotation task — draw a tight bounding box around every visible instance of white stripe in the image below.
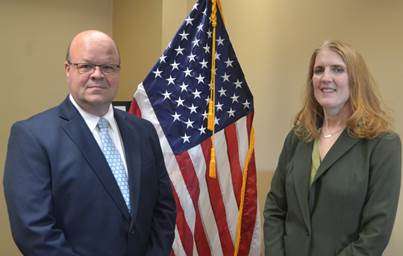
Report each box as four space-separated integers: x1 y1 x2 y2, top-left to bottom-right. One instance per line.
188 145 223 256
172 227 186 256
249 204 261 255
134 84 196 232
235 116 248 172
214 130 239 242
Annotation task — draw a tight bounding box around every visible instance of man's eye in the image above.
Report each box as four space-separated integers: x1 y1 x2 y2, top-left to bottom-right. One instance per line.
79 64 93 69
101 65 115 72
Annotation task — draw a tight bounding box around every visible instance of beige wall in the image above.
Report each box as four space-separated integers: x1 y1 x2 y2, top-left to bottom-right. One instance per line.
0 0 113 255
112 0 162 100
1 0 403 255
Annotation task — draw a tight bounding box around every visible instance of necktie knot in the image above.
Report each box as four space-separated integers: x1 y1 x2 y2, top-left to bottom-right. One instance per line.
97 117 109 132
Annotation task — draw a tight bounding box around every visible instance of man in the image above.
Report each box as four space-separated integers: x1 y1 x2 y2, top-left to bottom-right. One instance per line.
3 30 176 256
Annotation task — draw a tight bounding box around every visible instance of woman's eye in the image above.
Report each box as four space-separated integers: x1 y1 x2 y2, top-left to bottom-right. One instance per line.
332 66 345 73
313 67 324 75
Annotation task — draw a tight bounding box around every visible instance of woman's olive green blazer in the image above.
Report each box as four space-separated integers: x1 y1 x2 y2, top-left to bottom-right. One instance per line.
264 130 401 256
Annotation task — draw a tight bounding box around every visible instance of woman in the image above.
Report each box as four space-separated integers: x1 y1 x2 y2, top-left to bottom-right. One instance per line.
264 40 401 256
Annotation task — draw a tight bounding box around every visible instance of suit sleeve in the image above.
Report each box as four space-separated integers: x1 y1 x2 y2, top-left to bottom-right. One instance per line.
263 132 297 256
3 122 79 256
337 133 401 256
145 122 177 256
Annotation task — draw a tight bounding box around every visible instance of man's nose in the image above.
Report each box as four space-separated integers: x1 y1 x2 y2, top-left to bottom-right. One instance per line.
90 66 105 79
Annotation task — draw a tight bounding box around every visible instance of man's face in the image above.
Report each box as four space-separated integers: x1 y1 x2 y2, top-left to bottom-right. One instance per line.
65 34 120 115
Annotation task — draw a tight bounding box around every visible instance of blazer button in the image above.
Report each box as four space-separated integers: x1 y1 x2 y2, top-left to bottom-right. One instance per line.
129 229 135 234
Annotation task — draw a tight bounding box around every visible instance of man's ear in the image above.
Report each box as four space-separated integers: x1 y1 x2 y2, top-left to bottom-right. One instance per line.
64 61 70 77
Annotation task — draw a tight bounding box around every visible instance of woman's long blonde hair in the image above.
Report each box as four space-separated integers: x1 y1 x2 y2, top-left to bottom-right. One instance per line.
294 40 392 142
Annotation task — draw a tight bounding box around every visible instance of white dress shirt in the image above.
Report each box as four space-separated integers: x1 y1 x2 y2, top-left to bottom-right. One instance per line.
69 95 128 174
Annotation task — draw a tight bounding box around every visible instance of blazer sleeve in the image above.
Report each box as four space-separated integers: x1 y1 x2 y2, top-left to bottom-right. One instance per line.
263 131 298 256
145 122 177 256
3 122 79 256
337 133 401 256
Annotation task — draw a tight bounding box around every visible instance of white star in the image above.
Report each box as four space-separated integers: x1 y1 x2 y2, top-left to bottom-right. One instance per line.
207 30 212 38
170 61 179 70
199 59 208 69
243 99 251 109
225 58 234 68
196 74 205 84
192 3 199 10
181 133 191 143
171 112 181 122
216 37 225 46
214 117 219 125
179 31 189 40
153 68 162 78
227 108 236 117
218 87 227 96
184 118 194 128
176 97 185 107
192 89 202 99
166 75 176 85
183 67 192 77
231 93 239 103
185 16 194 25
192 38 200 47
221 72 230 82
188 53 196 62
202 111 208 119
161 90 171 100
216 53 221 60
216 102 223 112
175 46 185 55
204 97 210 105
234 79 243 88
203 44 210 54
188 104 198 114
202 8 207 16
198 126 206 135
197 24 204 32
159 54 167 63
179 82 189 92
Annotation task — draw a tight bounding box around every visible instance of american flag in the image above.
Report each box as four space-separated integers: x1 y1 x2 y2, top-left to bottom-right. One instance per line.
129 0 260 255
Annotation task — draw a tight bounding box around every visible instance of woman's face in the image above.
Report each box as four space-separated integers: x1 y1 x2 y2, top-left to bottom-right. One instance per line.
312 48 350 116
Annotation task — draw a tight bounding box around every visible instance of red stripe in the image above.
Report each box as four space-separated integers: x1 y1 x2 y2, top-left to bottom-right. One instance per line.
201 139 234 256
172 188 193 256
128 99 142 118
176 152 212 256
224 124 242 206
238 113 258 255
170 251 175 256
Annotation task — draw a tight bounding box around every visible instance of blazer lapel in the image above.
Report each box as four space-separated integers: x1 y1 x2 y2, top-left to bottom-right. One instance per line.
312 130 360 185
291 140 313 232
58 98 130 220
114 111 142 220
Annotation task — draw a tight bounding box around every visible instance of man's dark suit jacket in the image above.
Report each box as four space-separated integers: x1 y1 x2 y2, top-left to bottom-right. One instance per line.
264 130 401 256
3 98 176 256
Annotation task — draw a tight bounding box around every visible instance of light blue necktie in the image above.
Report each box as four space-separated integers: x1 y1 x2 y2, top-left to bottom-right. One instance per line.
97 117 131 212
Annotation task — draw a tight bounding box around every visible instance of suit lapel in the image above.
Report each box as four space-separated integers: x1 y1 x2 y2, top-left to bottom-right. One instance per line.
114 111 142 220
312 130 359 185
292 140 312 231
58 98 130 220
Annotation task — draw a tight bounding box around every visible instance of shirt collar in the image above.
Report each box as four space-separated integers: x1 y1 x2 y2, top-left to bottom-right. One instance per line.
69 94 115 131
